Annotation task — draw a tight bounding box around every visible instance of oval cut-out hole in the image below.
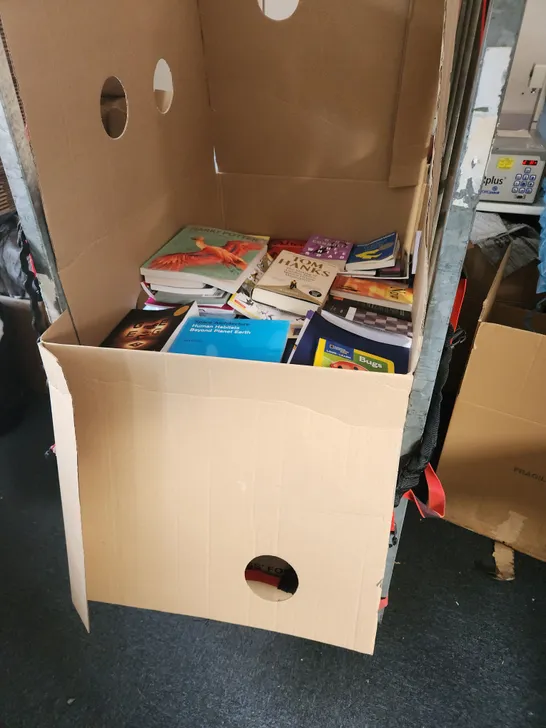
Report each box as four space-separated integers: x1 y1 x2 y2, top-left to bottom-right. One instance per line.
258 0 299 20
154 59 174 114
245 555 299 602
100 76 128 139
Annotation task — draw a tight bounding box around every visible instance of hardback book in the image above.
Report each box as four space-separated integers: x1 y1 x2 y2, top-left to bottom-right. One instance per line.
289 311 410 374
314 338 396 373
331 276 413 311
345 232 399 272
140 226 269 294
101 303 198 351
302 236 353 270
323 297 413 336
167 317 290 363
268 239 307 260
252 251 338 316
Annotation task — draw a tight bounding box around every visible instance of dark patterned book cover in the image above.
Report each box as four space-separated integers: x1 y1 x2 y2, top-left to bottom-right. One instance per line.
101 305 196 351
324 297 412 336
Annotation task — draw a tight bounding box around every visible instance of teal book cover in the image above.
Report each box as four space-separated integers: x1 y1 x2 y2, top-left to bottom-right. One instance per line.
167 317 290 363
141 226 268 289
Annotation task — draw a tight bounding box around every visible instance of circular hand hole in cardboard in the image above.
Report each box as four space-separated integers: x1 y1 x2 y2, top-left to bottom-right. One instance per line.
100 76 128 139
154 59 174 114
258 0 299 20
245 555 299 602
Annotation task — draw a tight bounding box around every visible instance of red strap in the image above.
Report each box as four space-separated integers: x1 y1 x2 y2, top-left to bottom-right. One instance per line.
424 463 446 517
403 464 445 519
379 596 389 611
450 277 467 331
245 570 280 588
480 0 488 45
390 512 396 533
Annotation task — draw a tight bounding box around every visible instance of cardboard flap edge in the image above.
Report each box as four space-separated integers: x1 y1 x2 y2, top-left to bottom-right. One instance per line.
479 246 512 324
388 0 445 188
39 342 90 630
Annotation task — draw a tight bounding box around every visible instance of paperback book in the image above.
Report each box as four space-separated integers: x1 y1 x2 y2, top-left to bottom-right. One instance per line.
323 297 413 336
320 310 411 348
331 276 413 311
101 303 198 352
167 317 290 363
141 226 269 294
340 250 410 281
253 251 338 316
289 311 410 373
345 232 399 272
302 236 353 270
314 338 396 373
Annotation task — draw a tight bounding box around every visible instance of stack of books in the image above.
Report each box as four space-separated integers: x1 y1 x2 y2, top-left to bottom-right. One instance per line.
101 226 419 372
140 226 270 316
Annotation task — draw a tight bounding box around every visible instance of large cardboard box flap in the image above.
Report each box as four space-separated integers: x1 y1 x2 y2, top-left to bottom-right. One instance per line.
0 0 455 652
200 0 444 187
42 313 412 653
439 254 546 562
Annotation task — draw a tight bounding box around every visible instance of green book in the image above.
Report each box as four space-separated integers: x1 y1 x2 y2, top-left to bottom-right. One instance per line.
141 226 269 294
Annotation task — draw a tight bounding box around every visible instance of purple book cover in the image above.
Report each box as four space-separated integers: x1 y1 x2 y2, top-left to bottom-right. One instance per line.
302 235 353 264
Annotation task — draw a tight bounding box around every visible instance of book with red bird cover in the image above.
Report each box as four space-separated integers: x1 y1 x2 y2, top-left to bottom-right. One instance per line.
141 226 269 294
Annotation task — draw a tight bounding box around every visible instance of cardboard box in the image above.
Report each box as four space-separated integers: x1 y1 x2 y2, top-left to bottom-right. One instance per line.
446 243 539 394
439 254 546 562
1 0 456 653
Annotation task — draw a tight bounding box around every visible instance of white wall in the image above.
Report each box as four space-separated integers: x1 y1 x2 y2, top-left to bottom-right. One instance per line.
500 0 546 130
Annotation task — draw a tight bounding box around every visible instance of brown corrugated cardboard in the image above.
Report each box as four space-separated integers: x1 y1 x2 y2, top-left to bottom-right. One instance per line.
439 253 546 562
389 0 445 188
41 320 413 652
199 0 445 188
446 243 539 394
0 0 455 653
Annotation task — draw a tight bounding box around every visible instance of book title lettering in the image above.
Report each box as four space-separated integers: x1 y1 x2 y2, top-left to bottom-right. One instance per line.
278 254 331 277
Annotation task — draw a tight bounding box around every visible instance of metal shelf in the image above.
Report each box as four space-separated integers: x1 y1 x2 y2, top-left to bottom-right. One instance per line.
477 200 544 215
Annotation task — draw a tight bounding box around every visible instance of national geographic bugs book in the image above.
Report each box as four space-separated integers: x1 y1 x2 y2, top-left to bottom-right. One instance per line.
313 338 395 373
